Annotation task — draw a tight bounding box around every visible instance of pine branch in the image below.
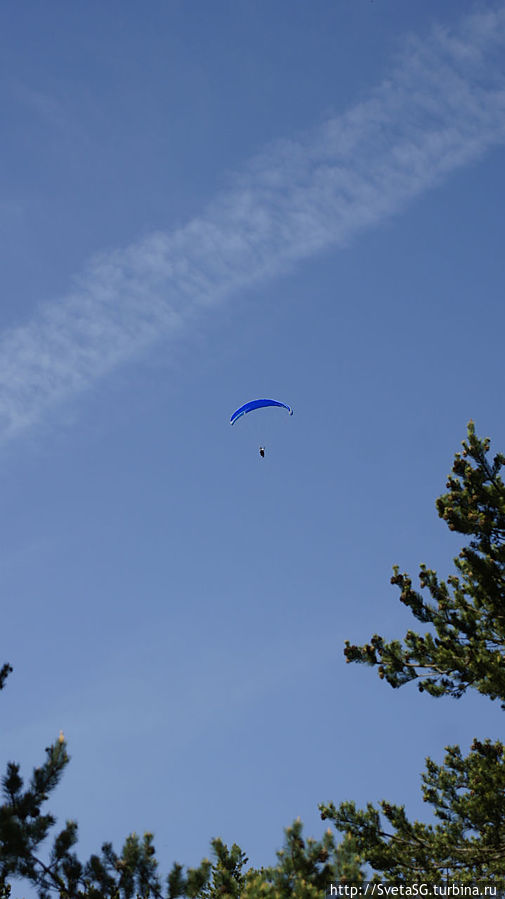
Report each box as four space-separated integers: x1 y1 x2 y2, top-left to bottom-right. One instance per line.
344 423 505 707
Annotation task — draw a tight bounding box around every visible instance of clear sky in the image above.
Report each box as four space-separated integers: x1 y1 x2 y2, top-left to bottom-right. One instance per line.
2 0 505 893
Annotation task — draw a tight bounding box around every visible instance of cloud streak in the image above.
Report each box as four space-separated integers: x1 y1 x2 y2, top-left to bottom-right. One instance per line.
1 6 505 439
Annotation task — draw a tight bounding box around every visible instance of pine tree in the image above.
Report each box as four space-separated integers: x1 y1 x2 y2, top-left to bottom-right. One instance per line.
242 818 363 899
0 662 212 899
1 655 363 896
320 422 505 882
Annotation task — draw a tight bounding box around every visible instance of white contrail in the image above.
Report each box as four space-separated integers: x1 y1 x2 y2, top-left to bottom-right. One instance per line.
1 6 505 439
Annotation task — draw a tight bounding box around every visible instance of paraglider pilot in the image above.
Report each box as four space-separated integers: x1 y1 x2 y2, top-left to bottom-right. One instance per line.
259 446 265 458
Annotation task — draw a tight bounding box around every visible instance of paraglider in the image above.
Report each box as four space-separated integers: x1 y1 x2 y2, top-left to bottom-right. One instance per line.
230 398 293 457
229 398 293 425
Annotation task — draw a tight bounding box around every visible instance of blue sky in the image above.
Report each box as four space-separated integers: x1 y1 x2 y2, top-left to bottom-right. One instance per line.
2 0 505 892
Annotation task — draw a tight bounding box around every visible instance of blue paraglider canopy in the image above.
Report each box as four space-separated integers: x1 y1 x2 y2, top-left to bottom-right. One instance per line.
230 398 293 425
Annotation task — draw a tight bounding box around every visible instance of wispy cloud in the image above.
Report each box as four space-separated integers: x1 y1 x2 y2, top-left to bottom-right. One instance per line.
1 6 505 440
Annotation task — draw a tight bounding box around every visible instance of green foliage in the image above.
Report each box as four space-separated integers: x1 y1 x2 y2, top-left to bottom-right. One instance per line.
196 839 246 899
334 422 505 880
344 422 505 705
9 422 505 893
0 733 71 891
321 737 505 882
242 819 363 899
0 715 361 897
